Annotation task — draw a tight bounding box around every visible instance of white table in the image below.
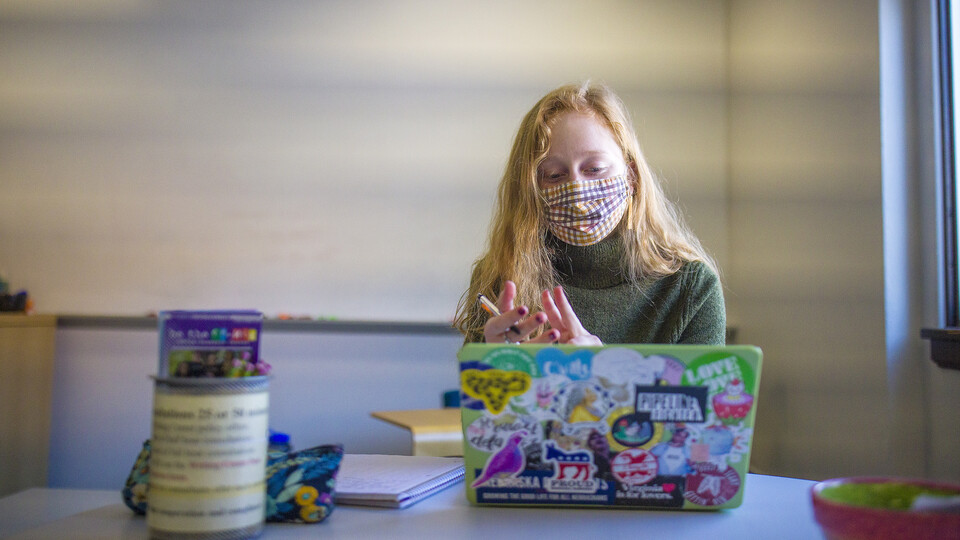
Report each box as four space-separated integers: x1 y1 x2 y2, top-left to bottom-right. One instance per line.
0 474 822 539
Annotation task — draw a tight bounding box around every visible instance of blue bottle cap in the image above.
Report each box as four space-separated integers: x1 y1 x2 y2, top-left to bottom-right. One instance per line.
269 431 291 444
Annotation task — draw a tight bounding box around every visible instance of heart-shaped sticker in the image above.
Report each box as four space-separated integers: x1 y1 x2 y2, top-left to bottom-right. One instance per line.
662 483 676 493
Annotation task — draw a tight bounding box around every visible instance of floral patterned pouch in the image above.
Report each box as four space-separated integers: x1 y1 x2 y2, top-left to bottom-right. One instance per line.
121 439 151 515
264 444 343 523
121 439 343 525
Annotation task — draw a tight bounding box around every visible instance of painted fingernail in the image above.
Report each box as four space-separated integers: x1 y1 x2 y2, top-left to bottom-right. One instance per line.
549 330 559 340
518 306 528 316
535 314 546 324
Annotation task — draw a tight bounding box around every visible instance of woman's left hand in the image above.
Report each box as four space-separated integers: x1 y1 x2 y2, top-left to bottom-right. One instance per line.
541 286 602 346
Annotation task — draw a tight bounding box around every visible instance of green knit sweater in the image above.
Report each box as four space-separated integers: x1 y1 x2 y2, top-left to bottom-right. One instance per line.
463 235 726 345
549 233 726 345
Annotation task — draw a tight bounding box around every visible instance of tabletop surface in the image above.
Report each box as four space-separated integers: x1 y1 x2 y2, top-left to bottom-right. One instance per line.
1 472 822 539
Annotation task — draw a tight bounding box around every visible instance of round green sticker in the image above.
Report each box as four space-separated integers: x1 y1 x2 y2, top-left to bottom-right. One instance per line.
482 348 539 376
681 351 755 399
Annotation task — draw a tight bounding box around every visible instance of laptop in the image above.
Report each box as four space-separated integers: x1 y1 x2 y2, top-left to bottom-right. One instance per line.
458 343 762 510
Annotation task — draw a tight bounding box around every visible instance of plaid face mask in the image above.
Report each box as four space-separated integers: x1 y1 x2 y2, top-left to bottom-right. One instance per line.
541 175 632 246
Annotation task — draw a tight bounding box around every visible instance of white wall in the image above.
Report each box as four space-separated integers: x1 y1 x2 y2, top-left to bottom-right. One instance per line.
47 325 464 490
726 0 890 480
0 0 729 322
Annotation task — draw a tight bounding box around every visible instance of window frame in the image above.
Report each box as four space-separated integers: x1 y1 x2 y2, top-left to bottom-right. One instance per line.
943 0 959 327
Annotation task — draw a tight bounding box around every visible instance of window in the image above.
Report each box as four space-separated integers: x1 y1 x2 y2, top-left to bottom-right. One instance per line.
921 0 960 369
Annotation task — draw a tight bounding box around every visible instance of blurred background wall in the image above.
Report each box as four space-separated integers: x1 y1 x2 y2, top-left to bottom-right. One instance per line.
726 1 886 479
0 0 729 321
2 0 957 482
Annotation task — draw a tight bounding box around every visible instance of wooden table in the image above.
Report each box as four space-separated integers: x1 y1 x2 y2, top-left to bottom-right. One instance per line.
370 408 463 457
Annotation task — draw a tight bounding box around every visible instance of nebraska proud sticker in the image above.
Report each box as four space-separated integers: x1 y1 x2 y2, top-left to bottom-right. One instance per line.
610 448 657 486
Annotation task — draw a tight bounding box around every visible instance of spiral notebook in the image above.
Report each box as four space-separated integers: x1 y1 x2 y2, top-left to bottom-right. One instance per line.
458 343 762 510
335 454 465 509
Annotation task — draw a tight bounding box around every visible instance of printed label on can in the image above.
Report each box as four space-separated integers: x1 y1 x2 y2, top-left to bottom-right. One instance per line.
148 390 268 534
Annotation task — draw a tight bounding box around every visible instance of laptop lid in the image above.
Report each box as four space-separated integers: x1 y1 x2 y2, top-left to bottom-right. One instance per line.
458 343 762 510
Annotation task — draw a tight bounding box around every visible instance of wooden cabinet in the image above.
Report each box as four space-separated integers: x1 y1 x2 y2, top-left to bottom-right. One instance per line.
0 315 56 497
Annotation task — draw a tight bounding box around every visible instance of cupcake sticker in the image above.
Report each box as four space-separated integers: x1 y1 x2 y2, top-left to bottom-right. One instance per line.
712 378 754 424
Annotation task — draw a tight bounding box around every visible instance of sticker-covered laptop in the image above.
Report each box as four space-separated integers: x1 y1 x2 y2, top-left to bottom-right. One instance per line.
458 344 762 510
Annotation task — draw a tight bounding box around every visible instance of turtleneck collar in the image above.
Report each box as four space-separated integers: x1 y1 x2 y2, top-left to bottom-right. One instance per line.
548 231 627 289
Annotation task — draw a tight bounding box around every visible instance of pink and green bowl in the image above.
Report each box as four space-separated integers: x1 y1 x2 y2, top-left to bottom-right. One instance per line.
811 476 960 540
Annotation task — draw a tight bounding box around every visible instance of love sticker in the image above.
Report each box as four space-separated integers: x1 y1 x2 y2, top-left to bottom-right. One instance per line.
461 369 531 415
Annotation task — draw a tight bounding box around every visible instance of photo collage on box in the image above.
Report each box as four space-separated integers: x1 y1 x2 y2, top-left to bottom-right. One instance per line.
459 347 758 508
159 310 263 378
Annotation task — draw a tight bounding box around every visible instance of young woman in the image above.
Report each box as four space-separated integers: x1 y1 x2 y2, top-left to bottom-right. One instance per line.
454 82 725 345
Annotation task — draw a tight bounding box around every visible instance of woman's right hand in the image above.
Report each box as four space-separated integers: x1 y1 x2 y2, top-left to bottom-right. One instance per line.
541 286 602 346
483 280 559 344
